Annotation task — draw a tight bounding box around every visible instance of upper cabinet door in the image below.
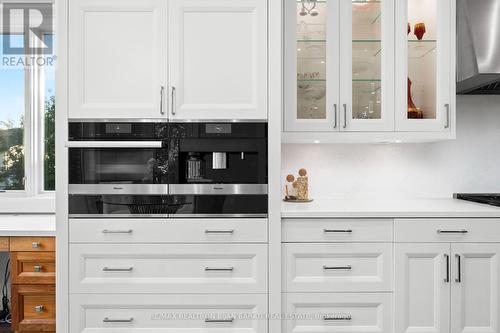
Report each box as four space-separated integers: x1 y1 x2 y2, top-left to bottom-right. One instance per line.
69 0 167 120
395 0 455 132
451 244 500 333
284 0 340 132
340 0 395 132
169 0 268 121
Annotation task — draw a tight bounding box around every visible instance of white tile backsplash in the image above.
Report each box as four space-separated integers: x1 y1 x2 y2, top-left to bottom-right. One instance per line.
282 95 500 199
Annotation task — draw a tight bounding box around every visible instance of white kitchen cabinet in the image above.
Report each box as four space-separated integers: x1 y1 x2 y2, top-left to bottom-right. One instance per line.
395 243 451 333
70 293 268 332
451 244 500 333
395 0 456 132
283 243 393 292
283 293 393 333
284 0 456 141
168 0 268 120
69 243 267 294
69 0 167 120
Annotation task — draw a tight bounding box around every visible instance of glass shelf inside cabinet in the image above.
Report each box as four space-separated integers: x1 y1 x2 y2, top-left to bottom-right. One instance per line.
352 0 382 120
407 0 438 120
296 0 327 120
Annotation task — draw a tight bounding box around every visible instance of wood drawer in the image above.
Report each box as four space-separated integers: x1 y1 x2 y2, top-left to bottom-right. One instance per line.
10 237 55 252
283 243 393 292
282 219 393 242
70 293 267 333
11 252 55 285
69 218 268 243
283 293 392 333
12 284 55 332
395 218 500 242
69 243 267 294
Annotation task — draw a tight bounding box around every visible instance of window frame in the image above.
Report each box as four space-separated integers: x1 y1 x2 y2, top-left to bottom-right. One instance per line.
0 2 55 198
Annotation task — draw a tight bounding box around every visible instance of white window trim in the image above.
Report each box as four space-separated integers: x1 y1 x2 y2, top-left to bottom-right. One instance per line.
0 19 55 199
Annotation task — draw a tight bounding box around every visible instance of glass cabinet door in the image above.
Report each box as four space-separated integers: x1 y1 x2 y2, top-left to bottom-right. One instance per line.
395 0 454 132
340 0 394 131
285 0 340 131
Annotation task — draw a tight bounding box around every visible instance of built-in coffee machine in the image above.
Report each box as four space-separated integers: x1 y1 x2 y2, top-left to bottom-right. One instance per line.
67 122 268 218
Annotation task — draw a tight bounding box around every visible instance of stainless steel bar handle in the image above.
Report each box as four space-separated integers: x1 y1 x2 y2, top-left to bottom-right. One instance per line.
32 242 41 249
66 141 163 148
160 85 165 115
171 86 176 116
444 254 450 283
34 265 42 273
103 317 134 323
323 315 352 321
323 265 352 270
205 230 234 234
205 267 234 272
102 229 134 234
455 254 462 283
323 229 353 234
437 229 468 234
444 104 450 129
333 104 338 129
102 267 134 272
205 318 235 323
343 104 347 129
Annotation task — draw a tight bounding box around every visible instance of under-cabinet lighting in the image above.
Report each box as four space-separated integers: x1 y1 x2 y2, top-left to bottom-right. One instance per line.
313 140 320 144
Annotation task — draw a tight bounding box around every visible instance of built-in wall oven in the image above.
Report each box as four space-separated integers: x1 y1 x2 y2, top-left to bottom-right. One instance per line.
67 122 268 218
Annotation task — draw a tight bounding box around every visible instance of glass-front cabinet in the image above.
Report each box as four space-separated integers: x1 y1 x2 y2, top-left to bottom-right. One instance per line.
395 0 454 132
284 0 456 138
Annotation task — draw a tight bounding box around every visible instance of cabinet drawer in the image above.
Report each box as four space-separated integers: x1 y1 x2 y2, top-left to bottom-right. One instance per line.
283 293 392 333
283 243 393 292
70 243 267 293
12 285 55 332
11 252 55 285
395 218 500 242
10 237 55 252
70 293 267 333
69 218 267 243
282 219 393 242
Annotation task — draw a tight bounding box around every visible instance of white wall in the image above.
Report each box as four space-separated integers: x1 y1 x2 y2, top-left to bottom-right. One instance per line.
282 95 500 199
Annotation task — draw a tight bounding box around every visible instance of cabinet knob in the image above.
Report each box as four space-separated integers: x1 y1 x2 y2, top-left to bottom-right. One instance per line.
33 265 42 273
32 242 41 249
34 305 44 313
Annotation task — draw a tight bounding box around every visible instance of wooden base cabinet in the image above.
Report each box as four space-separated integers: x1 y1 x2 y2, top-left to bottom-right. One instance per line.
10 237 56 333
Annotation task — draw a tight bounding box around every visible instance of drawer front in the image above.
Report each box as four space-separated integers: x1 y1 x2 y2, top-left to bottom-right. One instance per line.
70 294 267 333
282 219 393 242
283 243 393 292
283 293 392 333
70 244 267 293
10 237 55 252
11 252 56 285
395 218 500 242
69 218 268 243
12 285 55 332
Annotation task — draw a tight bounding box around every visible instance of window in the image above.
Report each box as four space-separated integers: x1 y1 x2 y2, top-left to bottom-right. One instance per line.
0 31 55 196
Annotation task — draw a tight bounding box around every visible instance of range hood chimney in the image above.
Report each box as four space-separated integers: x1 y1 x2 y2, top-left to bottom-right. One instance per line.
457 0 500 94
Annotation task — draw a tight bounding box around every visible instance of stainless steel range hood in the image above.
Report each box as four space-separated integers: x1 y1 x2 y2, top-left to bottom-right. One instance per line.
457 0 500 94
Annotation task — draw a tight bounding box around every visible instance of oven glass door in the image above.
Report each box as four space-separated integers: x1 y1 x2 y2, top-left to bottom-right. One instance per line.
69 146 171 185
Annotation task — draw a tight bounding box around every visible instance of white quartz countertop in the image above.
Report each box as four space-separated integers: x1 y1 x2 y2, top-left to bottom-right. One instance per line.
0 214 55 236
282 198 500 218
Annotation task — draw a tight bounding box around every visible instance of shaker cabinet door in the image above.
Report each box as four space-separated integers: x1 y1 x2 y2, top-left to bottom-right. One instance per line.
395 243 451 333
395 0 455 132
451 244 500 333
168 0 268 120
69 0 167 120
284 0 340 131
339 0 395 132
